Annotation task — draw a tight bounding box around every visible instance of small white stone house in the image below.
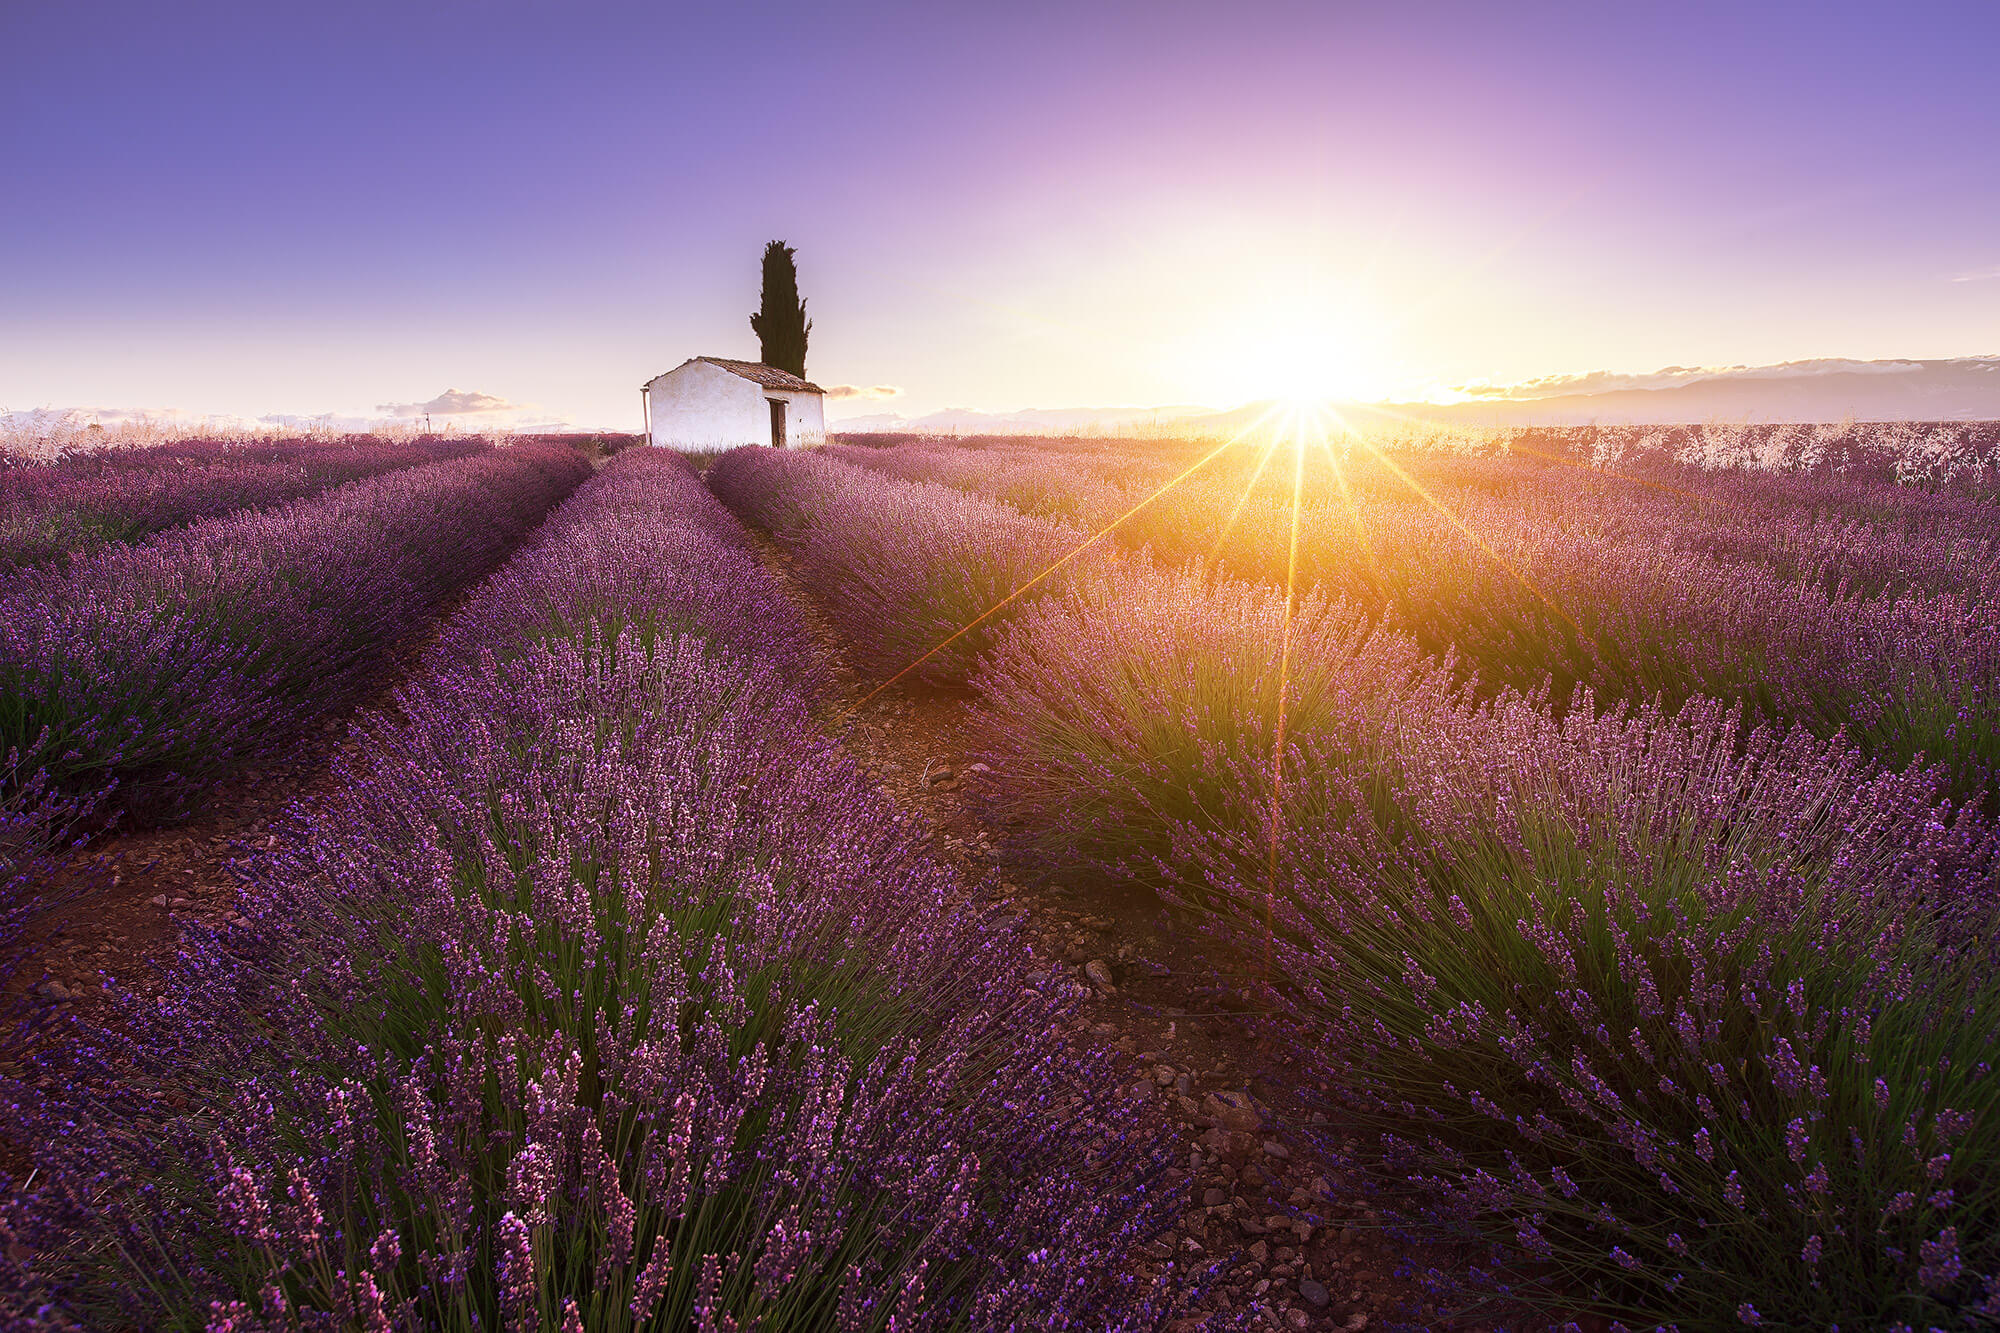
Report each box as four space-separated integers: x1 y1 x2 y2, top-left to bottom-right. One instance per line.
641 357 826 450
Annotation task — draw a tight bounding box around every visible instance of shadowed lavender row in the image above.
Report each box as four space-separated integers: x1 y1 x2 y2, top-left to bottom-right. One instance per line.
0 441 591 822
0 758 108 1061
428 448 826 695
2 449 1195 1330
0 435 490 574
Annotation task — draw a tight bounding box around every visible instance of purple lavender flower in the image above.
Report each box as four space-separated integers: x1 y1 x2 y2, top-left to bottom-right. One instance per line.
0 442 589 819
0 433 488 574
709 443 1116 685
7 449 1193 1330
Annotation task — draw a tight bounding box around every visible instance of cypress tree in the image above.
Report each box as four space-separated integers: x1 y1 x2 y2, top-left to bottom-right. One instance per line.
750 240 811 378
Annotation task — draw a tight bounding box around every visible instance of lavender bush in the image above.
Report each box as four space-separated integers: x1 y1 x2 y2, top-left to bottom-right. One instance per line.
447 449 827 694
959 533 2000 1324
1 747 110 1061
895 438 2000 799
7 453 1192 1329
1173 690 2000 1327
0 442 589 819
824 442 1139 530
968 562 1449 882
0 435 488 574
708 445 1114 685
0 749 85 955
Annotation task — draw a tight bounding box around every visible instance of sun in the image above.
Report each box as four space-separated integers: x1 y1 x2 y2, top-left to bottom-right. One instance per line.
1197 307 1393 408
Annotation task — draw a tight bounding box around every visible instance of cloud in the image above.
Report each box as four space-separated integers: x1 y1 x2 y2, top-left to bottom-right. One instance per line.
1952 264 2000 283
824 384 903 401
374 388 518 417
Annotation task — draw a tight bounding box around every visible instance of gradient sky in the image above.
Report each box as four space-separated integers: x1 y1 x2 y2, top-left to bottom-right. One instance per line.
4 0 1998 428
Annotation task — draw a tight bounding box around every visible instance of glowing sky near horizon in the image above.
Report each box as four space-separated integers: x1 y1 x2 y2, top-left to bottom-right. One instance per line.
3 1 1998 428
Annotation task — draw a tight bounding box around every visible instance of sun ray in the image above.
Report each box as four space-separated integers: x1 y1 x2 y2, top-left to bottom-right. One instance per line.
1263 409 1311 976
1313 394 1722 511
1351 433 1590 643
842 403 1289 718
1314 432 1389 603
1204 430 1286 570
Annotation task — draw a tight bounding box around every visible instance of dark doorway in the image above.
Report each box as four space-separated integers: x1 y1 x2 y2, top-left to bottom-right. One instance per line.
768 398 786 448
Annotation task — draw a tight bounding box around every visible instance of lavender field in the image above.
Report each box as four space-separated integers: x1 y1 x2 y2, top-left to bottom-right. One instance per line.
2 427 1997 1330
723 427 2000 1330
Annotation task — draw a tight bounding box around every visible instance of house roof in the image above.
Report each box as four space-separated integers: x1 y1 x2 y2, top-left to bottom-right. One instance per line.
645 357 822 394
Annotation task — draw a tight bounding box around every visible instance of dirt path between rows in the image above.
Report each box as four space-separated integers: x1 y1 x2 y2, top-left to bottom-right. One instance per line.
11 716 356 1026
735 526 1456 1332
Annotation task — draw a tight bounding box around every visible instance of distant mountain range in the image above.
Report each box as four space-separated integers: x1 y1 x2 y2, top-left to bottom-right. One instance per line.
832 356 2000 434
1399 356 2000 426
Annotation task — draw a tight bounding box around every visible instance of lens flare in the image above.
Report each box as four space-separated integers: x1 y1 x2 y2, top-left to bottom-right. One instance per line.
1262 403 1312 976
844 403 1289 716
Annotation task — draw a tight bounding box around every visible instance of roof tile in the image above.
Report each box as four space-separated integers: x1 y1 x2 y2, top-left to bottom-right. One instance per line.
692 357 823 393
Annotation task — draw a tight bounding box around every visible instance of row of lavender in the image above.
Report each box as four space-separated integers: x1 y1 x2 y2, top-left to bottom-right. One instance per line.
0 443 589 1015
977 567 2000 1329
0 435 489 574
834 436 2000 588
714 444 2000 1329
830 436 2000 608
4 450 1193 1329
1460 419 2000 493
0 442 590 820
709 444 1116 684
829 440 2000 803
835 416 2000 495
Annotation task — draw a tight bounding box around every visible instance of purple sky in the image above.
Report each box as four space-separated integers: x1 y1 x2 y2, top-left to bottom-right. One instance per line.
4 1 1997 428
